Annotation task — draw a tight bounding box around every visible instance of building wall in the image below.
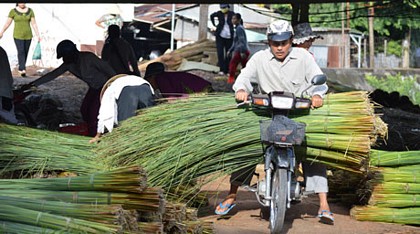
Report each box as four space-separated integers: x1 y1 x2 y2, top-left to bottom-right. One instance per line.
313 29 351 68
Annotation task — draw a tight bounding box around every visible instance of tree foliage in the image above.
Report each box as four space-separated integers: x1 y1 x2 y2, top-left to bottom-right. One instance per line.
273 1 419 36
272 1 420 56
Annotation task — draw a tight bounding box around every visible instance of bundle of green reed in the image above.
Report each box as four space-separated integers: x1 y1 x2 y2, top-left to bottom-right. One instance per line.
0 204 120 233
94 91 384 199
371 166 420 184
303 147 367 173
0 123 99 177
369 181 420 194
0 188 164 212
369 150 420 167
350 206 420 225
0 221 56 234
368 194 420 208
0 196 124 224
0 166 147 193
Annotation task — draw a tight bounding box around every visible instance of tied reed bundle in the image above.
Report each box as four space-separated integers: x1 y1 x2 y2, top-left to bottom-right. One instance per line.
370 181 420 194
0 188 164 212
0 166 147 193
371 166 420 184
0 196 124 224
350 206 420 225
0 123 99 177
0 204 120 233
0 221 56 234
368 194 420 208
369 150 420 167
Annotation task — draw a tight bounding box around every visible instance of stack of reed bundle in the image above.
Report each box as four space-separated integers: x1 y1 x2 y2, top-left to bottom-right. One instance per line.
138 39 217 72
351 150 420 225
0 125 215 233
95 91 386 203
0 166 169 233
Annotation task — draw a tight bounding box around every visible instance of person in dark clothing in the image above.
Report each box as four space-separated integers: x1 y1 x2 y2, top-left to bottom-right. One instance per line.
144 62 213 98
210 4 235 75
101 24 140 76
22 39 117 136
0 46 18 124
227 13 250 84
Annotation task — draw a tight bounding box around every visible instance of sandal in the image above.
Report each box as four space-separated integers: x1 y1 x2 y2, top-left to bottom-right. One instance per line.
215 202 236 215
319 210 334 225
215 195 236 215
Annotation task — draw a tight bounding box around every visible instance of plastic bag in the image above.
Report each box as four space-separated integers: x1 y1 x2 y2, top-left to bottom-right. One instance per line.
32 42 41 60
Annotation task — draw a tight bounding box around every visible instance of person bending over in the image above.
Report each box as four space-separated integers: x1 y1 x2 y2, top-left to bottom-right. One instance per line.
23 39 116 136
89 74 155 143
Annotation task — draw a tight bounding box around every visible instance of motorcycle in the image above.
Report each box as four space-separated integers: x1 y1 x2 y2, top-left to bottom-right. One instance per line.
238 74 327 233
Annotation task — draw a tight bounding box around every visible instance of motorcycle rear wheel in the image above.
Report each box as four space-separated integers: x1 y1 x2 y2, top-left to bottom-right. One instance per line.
270 168 287 233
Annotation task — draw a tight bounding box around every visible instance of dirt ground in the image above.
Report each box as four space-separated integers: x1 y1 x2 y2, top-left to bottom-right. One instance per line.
12 65 420 234
198 174 419 234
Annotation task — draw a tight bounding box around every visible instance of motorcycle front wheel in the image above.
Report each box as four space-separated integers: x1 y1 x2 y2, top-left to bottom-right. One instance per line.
270 168 287 233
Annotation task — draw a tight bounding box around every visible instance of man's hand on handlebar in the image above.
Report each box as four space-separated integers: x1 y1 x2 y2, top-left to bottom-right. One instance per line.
235 89 249 102
311 95 323 108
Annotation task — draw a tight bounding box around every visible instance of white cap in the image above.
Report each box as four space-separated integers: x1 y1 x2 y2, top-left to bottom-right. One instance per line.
266 20 294 41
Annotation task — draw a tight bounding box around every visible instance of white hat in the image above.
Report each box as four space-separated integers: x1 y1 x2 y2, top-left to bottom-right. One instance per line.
266 20 294 41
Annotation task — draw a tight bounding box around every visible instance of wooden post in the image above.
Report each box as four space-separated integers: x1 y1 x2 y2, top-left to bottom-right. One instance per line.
402 30 411 68
384 39 387 57
346 2 350 29
198 4 209 41
368 4 375 68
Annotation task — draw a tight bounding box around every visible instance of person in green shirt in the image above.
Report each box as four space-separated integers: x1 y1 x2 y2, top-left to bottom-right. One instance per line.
0 3 40 77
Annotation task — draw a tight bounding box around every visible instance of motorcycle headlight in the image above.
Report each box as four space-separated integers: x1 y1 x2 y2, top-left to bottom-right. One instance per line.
271 95 294 109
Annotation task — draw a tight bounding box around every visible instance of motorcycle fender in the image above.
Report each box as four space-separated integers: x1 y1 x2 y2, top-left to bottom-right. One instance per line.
269 147 293 168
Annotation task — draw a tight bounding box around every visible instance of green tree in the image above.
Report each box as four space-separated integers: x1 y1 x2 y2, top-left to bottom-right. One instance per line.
272 1 420 56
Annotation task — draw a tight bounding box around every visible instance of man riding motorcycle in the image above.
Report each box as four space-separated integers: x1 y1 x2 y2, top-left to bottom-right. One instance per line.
215 19 334 225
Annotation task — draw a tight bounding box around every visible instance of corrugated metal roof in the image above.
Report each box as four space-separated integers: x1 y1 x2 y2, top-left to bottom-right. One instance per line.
133 4 195 24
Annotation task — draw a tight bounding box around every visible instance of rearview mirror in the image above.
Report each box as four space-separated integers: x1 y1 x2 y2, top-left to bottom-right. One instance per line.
311 74 327 86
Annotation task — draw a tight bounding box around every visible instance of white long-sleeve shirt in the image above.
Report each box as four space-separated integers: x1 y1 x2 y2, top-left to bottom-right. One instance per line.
97 75 154 134
232 47 328 97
